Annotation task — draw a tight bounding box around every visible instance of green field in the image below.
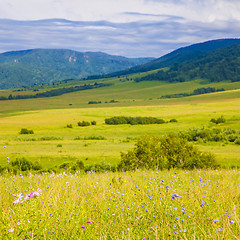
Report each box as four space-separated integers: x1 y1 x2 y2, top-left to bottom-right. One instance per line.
0 77 240 169
0 75 240 239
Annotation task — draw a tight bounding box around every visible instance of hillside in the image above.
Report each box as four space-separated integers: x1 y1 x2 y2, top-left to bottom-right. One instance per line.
0 49 153 89
96 38 240 78
135 43 240 83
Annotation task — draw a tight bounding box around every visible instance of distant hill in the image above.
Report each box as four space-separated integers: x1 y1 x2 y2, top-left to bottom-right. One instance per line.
98 38 240 78
0 49 153 89
135 43 240 83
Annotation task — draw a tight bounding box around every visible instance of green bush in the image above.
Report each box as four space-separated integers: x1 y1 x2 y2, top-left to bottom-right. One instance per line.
84 136 106 140
91 121 97 125
11 158 42 171
179 127 239 143
84 162 116 172
78 121 90 127
210 116 226 124
59 160 84 172
234 138 240 145
118 134 217 171
105 116 165 125
19 128 34 134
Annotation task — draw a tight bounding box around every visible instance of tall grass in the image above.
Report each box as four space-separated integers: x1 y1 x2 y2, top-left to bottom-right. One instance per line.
1 169 239 239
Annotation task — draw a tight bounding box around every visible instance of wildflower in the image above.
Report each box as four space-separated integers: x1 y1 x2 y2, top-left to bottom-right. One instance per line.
230 220 234 224
171 193 179 200
17 222 21 226
81 226 85 229
213 219 219 223
87 221 91 223
8 228 14 232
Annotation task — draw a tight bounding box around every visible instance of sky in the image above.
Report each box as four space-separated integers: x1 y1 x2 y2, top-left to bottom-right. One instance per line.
0 0 240 57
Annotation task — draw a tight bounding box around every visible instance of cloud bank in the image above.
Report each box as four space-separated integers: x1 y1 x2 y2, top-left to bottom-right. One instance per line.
0 0 240 57
0 17 239 58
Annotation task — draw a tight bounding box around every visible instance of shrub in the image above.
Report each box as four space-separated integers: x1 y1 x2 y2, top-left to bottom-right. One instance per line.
105 116 165 125
179 127 239 143
84 162 116 172
170 119 178 123
84 136 106 140
118 134 217 171
91 121 97 125
78 121 90 127
234 138 240 145
59 161 84 172
210 116 226 124
11 158 42 171
66 124 73 128
19 128 34 134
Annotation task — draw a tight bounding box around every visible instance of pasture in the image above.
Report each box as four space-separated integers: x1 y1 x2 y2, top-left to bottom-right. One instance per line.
0 94 239 169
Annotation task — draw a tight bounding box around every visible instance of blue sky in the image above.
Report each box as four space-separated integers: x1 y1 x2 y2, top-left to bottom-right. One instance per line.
0 0 240 57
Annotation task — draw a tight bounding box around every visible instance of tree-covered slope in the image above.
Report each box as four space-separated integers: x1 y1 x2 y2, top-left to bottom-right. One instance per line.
135 43 240 83
98 38 240 78
0 49 153 89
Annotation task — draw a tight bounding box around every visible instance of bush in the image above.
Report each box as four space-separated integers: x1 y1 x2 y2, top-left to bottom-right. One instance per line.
179 127 239 143
170 119 178 123
210 116 226 124
234 138 240 145
84 162 116 172
118 135 217 171
66 124 73 128
11 158 42 171
19 128 34 134
78 121 90 127
84 136 106 140
91 121 97 125
59 160 84 172
105 116 165 125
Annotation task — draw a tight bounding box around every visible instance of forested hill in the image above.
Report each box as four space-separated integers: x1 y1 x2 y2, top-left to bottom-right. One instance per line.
135 43 240 83
0 49 153 89
93 38 240 79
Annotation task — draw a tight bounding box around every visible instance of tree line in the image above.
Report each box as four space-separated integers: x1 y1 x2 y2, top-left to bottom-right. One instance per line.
160 87 225 99
0 82 111 101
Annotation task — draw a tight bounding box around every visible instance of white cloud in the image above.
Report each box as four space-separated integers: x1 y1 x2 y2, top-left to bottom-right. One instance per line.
0 18 239 58
0 0 240 23
0 0 240 57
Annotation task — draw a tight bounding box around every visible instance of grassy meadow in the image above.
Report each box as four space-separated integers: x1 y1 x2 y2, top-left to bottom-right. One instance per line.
1 169 240 239
0 76 240 239
0 96 240 168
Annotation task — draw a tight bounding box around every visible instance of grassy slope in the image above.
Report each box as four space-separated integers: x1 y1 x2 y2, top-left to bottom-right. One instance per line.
0 73 240 113
0 72 239 168
0 89 239 168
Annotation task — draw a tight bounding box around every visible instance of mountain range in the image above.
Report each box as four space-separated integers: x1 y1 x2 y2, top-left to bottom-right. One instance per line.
1 38 240 90
100 38 240 78
0 49 153 89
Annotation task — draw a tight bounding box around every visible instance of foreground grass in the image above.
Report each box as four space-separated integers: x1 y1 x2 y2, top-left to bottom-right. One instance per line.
1 169 239 239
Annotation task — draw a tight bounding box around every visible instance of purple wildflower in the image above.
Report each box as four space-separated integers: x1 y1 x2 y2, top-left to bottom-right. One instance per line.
171 193 179 200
